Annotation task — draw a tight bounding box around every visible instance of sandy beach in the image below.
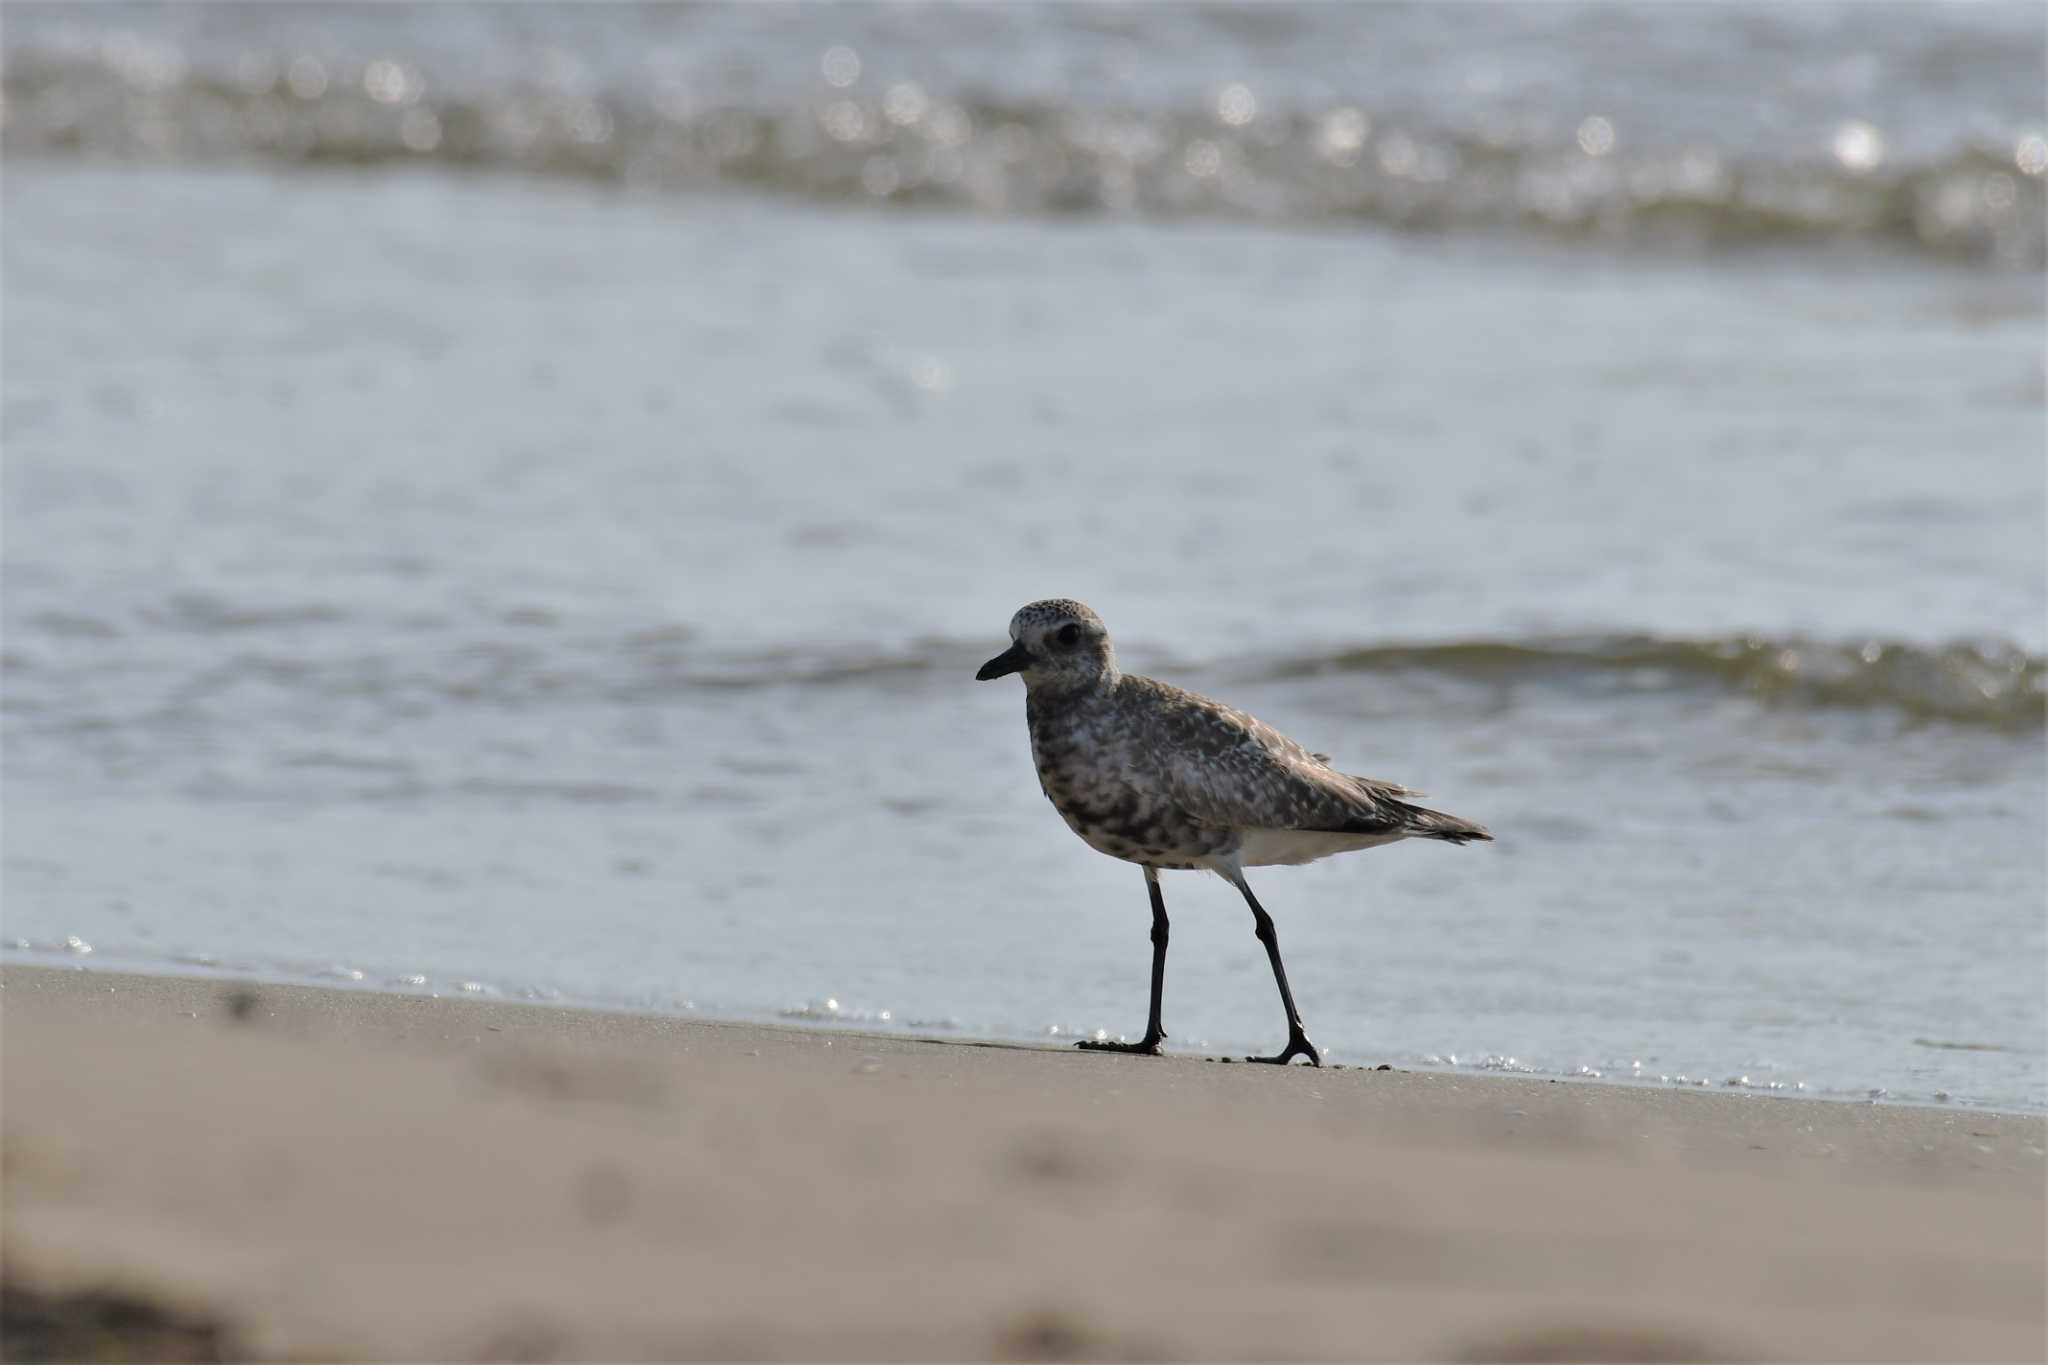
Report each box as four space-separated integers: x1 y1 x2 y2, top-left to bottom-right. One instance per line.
2 964 2041 1362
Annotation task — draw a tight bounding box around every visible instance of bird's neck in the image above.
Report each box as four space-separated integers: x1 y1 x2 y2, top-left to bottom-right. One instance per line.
1023 664 1119 713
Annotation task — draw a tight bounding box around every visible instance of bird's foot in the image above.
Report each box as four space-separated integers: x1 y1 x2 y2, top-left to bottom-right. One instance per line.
1246 1030 1322 1066
1076 1031 1164 1056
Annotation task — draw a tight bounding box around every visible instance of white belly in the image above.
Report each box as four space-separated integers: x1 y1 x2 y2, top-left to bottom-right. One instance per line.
1234 827 1408 867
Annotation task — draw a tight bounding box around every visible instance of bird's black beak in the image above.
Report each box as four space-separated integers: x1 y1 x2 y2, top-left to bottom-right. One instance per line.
976 642 1030 681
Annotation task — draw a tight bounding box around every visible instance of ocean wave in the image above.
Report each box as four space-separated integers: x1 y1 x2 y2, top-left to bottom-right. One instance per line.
24 613 2039 732
4 47 2042 266
1261 634 2046 730
3 582 2038 728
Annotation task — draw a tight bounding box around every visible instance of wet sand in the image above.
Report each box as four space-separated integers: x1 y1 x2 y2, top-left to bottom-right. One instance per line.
3 964 2042 1361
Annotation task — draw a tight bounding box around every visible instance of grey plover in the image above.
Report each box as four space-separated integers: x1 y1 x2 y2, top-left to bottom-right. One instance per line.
978 599 1491 1066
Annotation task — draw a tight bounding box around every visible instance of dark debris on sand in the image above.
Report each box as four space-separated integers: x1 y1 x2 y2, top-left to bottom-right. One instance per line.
0 1278 245 1362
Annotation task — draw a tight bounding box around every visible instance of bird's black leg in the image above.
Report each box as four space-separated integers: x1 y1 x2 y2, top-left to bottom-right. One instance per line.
1233 876 1321 1066
1077 867 1168 1056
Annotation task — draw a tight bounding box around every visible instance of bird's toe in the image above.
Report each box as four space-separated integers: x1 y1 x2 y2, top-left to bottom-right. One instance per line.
1246 1032 1322 1066
1075 1036 1163 1056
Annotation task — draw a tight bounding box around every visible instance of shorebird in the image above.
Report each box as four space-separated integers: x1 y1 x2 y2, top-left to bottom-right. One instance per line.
978 599 1491 1066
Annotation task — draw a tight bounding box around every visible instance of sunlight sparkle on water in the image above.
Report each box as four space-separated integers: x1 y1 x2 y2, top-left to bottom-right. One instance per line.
1215 83 1257 127
820 46 860 89
362 59 423 107
1832 120 1885 173
1317 108 1369 165
2016 134 2048 177
883 83 927 127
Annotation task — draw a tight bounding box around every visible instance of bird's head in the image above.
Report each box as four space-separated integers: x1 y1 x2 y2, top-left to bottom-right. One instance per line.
976 599 1118 692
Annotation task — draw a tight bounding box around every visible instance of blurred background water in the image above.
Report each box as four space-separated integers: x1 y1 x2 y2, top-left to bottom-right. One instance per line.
4 3 2043 1110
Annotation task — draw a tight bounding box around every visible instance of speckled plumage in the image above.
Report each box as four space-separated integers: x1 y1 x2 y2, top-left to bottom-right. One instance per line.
977 598 1491 1065
994 600 1489 876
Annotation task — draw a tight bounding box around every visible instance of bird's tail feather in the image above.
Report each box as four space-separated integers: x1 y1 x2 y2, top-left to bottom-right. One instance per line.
1402 802 1493 844
1341 771 1491 844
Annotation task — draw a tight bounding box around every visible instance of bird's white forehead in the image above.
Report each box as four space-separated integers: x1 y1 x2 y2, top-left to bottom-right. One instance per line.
1009 598 1103 640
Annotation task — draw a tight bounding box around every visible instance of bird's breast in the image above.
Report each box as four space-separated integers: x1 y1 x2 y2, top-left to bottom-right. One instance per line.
1024 708 1226 868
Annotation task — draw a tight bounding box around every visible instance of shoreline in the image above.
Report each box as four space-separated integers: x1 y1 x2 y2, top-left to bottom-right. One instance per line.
10 952 2034 1118
5 962 2044 1360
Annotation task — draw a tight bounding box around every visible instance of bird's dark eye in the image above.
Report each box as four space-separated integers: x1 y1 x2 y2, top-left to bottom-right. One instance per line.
1056 623 1081 647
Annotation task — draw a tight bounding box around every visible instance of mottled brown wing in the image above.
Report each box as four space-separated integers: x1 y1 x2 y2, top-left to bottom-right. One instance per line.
1312 752 1425 799
1130 679 1409 835
1346 773 1425 800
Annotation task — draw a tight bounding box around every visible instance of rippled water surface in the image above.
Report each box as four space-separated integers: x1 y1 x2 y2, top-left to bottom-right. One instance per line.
3 5 2044 1111
7 2 2046 261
